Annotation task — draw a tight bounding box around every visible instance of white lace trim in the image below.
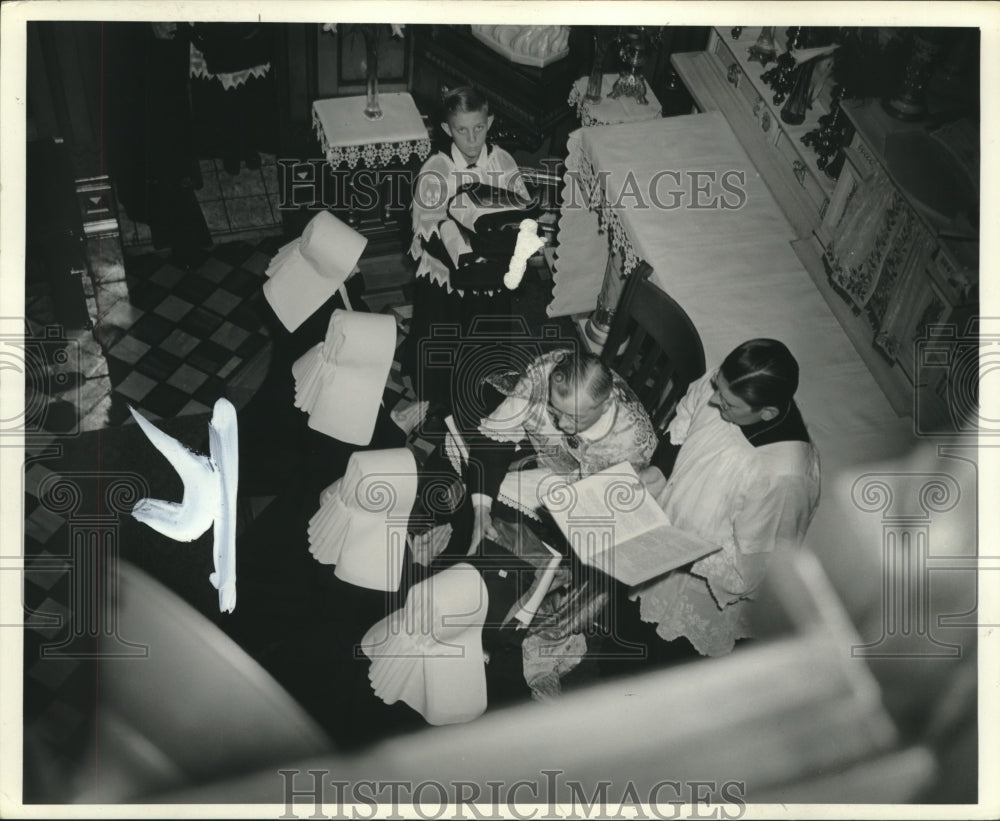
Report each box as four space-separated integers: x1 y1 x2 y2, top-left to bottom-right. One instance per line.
567 85 605 128
567 141 641 275
494 488 543 522
444 433 463 477
189 44 271 90
412 248 499 298
477 425 524 445
567 80 662 128
312 107 432 169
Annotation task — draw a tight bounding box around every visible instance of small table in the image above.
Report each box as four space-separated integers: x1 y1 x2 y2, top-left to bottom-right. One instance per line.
312 92 432 226
567 73 662 128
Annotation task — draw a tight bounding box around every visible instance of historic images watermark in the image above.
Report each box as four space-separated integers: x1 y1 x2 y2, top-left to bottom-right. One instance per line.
274 158 749 214
0 319 82 440
842 314 990 658
3 316 151 655
15 468 151 659
418 317 575 433
279 770 747 819
847 463 975 659
913 317 994 437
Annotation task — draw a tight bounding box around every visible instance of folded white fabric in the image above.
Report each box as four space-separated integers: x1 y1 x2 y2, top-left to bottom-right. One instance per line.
360 563 489 725
503 219 544 290
308 448 416 591
292 309 397 445
128 399 239 614
263 211 368 332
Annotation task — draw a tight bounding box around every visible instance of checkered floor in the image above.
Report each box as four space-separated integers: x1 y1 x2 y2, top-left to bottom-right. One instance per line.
22 455 99 802
20 236 288 802
20 223 575 799
19 239 418 800
102 239 277 423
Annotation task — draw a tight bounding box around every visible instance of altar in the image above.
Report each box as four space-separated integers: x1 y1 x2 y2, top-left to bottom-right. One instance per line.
547 111 917 546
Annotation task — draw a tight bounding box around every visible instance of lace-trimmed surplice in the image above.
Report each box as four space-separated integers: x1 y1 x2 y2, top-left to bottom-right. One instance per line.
409 146 528 293
633 373 821 657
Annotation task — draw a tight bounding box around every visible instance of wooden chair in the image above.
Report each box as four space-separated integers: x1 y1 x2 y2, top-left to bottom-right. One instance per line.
600 261 706 435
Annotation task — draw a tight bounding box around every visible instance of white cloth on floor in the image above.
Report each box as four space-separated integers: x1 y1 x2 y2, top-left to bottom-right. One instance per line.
389 399 429 436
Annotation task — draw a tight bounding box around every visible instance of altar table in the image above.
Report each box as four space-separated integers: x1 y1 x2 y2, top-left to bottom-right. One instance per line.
547 111 916 543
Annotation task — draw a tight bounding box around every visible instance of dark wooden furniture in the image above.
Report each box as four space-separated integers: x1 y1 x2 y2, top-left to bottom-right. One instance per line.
26 139 92 330
409 25 578 152
601 262 706 435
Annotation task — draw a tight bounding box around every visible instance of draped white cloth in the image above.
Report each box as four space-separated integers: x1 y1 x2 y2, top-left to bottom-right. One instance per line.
312 92 431 170
190 43 270 90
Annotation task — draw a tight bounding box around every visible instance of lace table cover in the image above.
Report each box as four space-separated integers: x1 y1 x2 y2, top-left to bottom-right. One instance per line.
550 112 802 324
567 74 662 128
545 124 642 318
570 138 643 275
312 92 432 170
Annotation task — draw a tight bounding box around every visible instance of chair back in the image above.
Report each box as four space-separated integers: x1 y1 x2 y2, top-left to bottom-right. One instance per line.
600 262 706 435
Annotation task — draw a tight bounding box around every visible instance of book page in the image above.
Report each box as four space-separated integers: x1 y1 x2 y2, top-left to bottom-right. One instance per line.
568 525 719 586
545 463 719 585
544 462 670 548
578 529 670 586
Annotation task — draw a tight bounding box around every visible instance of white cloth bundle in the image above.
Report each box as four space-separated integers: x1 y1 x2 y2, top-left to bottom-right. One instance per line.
291 309 397 445
263 211 368 331
360 563 489 725
504 219 545 289
308 448 416 591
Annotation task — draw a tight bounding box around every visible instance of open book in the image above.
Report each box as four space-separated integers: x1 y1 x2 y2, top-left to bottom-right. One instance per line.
542 462 719 586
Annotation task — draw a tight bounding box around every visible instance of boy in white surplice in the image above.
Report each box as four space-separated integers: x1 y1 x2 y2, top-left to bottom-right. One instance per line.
405 86 531 410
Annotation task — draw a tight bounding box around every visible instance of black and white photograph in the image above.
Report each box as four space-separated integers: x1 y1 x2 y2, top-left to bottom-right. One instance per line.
0 2 996 817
